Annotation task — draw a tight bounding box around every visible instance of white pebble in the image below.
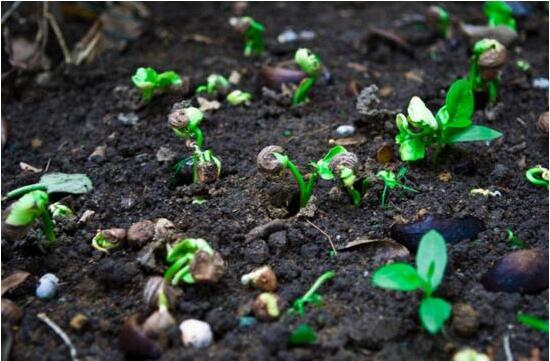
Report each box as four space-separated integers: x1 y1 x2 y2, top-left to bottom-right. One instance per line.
335 125 356 137
36 273 59 299
117 112 139 126
277 29 298 44
533 77 549 90
179 319 213 349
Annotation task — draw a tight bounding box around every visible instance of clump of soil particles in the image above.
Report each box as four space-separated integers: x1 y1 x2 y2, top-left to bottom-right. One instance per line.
1 2 548 360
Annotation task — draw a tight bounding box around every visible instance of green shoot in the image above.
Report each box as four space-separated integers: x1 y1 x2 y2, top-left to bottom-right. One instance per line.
289 324 317 346
505 229 525 249
516 60 531 72
231 16 265 57
226 90 252 106
376 167 418 207
427 6 451 38
164 238 214 285
372 230 451 334
48 202 73 220
525 165 549 188
91 229 124 254
484 1 516 30
517 313 549 333
195 74 230 95
467 38 506 104
192 146 222 184
131 67 182 102
395 78 502 162
5 190 55 243
327 151 365 207
168 106 204 148
290 271 335 316
293 48 323 105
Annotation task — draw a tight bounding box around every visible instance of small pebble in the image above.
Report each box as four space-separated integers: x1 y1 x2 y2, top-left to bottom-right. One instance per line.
239 316 257 329
298 30 316 40
118 112 139 126
70 313 88 331
179 319 213 349
532 77 549 90
36 274 59 299
88 145 107 163
156 147 177 162
335 125 356 137
277 29 298 43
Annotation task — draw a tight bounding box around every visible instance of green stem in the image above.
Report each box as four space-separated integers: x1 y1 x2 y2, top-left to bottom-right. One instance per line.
41 211 56 244
164 257 188 281
5 184 48 200
345 187 362 207
284 160 309 208
380 185 388 208
303 271 336 300
193 128 204 149
292 77 317 105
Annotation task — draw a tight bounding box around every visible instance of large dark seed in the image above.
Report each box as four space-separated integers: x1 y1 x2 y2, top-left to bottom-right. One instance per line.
259 65 306 90
118 314 161 359
481 248 548 294
390 214 485 251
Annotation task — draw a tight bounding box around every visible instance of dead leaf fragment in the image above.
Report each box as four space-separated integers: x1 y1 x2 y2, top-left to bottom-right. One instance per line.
183 34 213 44
376 143 393 164
404 70 424 83
338 237 409 261
438 171 452 182
379 85 394 97
329 136 367 146
346 62 367 73
78 210 95 224
1 271 31 296
31 138 43 149
197 97 221 112
19 162 42 173
228 71 241 85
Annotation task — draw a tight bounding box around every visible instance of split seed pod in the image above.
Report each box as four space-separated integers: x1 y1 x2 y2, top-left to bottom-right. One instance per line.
241 266 277 292
257 145 285 174
478 44 507 81
329 152 359 175
168 102 190 129
252 292 284 322
143 276 177 312
92 228 126 253
189 251 225 283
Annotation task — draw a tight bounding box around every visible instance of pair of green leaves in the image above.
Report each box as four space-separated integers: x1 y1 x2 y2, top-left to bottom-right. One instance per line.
164 238 214 285
372 230 451 334
395 78 502 162
132 67 182 102
484 1 516 30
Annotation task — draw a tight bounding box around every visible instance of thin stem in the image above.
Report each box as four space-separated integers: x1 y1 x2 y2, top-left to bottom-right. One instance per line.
41 211 56 244
380 185 388 208
292 77 316 105
303 271 335 300
5 184 47 200
284 160 309 207
194 128 204 149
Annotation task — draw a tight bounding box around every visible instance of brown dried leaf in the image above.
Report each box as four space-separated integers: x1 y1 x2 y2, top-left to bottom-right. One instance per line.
1 271 31 296
404 70 424 83
376 143 393 164
338 237 409 261
329 136 367 146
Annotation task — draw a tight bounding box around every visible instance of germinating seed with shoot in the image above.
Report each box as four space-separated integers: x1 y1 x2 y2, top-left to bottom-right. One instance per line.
48 202 73 221
230 16 265 57
91 228 126 253
226 90 252 106
376 167 418 208
372 230 451 334
425 5 451 38
525 165 549 189
195 74 230 95
290 271 335 316
328 151 366 207
192 146 221 184
4 190 55 243
484 1 516 30
164 238 224 286
293 48 323 105
168 105 204 148
468 38 507 104
132 67 182 102
395 78 502 162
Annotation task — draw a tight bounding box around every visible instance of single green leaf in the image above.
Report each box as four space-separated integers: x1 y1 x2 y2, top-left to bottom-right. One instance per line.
445 79 474 126
408 96 437 129
517 313 549 333
372 263 422 292
416 230 447 293
447 125 502 143
419 297 451 334
317 165 335 180
289 324 317 346
157 71 182 88
39 173 93 194
398 138 426 161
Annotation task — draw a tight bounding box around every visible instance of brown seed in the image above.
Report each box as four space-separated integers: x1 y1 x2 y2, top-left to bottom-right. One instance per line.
329 152 359 175
537 112 548 134
143 308 176 338
127 220 155 249
189 251 225 283
1 299 23 324
154 218 177 243
118 314 161 359
99 228 126 247
167 102 190 129
257 145 285 175
143 276 177 312
259 65 306 90
252 292 284 322
196 163 219 184
376 143 393 164
241 266 278 292
70 313 88 331
451 303 479 337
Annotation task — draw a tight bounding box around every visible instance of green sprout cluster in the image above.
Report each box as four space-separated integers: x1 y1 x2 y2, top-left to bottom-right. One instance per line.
290 271 335 316
5 190 56 243
484 1 516 30
525 165 549 188
372 230 451 334
376 168 418 208
395 78 502 162
196 74 230 95
293 48 323 105
131 67 182 102
468 38 506 104
163 238 215 285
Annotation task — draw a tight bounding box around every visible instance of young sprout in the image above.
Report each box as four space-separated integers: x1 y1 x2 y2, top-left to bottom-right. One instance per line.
252 292 284 321
468 38 507 104
525 165 549 188
91 228 126 253
48 202 73 221
164 238 224 286
425 5 451 38
395 78 502 162
143 292 176 338
328 151 364 206
4 190 55 243
506 229 525 250
289 324 317 346
131 67 182 102
230 16 265 57
257 145 348 208
376 167 418 207
168 105 204 148
293 48 323 105
484 1 516 30
516 60 531 72
192 146 221 184
226 90 252 106
372 230 451 334
195 74 230 95
290 270 335 316
517 312 549 333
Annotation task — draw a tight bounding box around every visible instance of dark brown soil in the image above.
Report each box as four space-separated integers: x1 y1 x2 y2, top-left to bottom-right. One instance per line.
1 2 548 361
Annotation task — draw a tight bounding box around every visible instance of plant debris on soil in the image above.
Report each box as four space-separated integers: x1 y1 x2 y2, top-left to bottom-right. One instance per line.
1 2 548 361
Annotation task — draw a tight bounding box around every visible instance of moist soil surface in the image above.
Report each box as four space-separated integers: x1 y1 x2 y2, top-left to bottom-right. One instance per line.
1 2 549 361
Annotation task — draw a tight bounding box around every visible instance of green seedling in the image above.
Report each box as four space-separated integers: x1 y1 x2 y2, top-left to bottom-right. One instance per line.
5 190 55 243
517 313 549 333
231 16 265 56
505 229 525 249
48 202 73 221
290 271 335 316
427 5 451 38
372 230 451 334
226 90 252 106
376 167 418 207
484 1 516 30
468 39 507 104
192 145 222 184
289 324 317 346
168 106 204 148
195 74 230 95
131 67 182 102
164 238 216 285
395 78 502 162
5 173 92 200
525 165 549 188
257 145 349 208
516 60 531 72
293 48 323 105
91 229 125 253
